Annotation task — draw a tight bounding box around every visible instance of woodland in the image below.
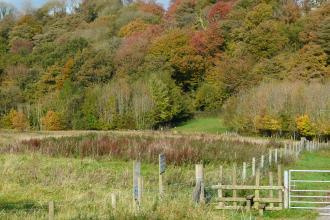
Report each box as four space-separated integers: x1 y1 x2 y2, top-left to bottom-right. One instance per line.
0 0 329 139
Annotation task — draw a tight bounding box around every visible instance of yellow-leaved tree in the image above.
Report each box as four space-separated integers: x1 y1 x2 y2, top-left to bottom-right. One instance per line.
5 109 29 131
41 111 63 131
255 113 281 135
296 114 316 138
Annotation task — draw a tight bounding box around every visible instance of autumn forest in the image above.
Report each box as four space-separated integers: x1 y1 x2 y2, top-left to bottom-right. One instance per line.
0 0 329 139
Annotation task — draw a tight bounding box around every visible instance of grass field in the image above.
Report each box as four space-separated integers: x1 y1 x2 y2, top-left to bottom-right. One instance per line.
173 117 228 134
0 130 328 219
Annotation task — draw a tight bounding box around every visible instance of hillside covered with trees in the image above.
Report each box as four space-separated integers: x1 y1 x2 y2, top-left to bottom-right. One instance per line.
0 0 329 138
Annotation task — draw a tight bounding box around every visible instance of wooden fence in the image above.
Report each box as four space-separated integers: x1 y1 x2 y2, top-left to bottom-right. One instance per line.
211 165 283 215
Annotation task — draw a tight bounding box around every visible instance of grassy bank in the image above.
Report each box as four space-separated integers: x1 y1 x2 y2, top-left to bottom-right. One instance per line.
173 117 228 134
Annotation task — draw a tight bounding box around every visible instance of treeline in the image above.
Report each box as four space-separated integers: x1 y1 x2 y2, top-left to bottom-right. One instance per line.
0 0 329 132
224 82 330 139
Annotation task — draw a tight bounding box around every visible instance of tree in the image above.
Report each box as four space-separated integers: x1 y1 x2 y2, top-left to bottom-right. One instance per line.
118 19 149 38
149 75 189 128
147 29 207 91
190 23 224 56
316 18 330 64
167 0 197 28
287 43 330 81
73 48 114 86
3 109 29 131
41 110 63 130
208 0 234 23
296 114 316 138
256 113 281 136
244 20 288 59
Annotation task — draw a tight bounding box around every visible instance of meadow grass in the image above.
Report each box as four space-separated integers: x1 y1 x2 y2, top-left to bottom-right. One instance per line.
0 131 327 219
173 117 228 134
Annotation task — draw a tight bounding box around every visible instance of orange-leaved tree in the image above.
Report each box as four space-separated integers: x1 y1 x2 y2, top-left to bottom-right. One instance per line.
41 111 63 131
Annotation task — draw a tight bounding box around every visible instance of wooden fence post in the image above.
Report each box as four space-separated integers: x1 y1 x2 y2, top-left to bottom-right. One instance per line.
233 163 237 208
275 149 278 164
252 158 256 176
254 169 260 209
195 164 205 204
48 201 54 220
260 155 264 169
277 165 283 209
159 154 166 197
111 193 117 209
138 176 143 206
133 160 141 210
218 165 223 208
269 172 274 209
284 170 289 209
243 162 247 181
269 149 272 166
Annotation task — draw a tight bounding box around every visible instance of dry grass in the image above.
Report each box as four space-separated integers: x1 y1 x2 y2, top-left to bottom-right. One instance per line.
1 133 281 165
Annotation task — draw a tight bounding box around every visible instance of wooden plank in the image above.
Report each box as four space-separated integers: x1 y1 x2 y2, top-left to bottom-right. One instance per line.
216 197 283 203
214 205 245 210
211 185 284 190
217 197 248 202
254 198 283 203
265 206 283 211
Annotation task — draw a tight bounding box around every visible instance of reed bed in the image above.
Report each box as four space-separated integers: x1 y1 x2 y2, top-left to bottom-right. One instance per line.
3 134 281 165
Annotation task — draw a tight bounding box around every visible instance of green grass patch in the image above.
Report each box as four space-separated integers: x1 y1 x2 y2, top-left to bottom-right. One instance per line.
173 117 228 134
